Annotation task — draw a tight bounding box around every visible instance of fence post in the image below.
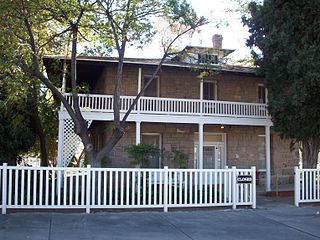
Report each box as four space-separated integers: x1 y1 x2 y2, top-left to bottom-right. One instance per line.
86 165 91 214
294 166 300 207
163 166 168 212
251 166 256 209
2 163 7 214
232 166 237 210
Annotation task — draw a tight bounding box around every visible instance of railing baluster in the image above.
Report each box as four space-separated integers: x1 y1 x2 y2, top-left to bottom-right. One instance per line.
27 169 31 206
8 169 12 206
98 170 101 206
14 169 19 206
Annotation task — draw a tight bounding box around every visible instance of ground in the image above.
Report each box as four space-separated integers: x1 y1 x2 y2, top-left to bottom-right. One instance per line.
0 197 319 240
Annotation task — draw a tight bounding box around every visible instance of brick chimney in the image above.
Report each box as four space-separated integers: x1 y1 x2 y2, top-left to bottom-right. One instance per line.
212 34 223 49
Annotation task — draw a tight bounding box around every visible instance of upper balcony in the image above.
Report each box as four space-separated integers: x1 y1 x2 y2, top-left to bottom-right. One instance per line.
61 93 272 126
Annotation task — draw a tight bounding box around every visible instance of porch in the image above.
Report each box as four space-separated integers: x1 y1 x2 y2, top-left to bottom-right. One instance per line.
58 94 273 192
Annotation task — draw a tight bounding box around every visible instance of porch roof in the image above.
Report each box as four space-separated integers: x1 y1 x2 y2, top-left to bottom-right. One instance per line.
43 55 257 75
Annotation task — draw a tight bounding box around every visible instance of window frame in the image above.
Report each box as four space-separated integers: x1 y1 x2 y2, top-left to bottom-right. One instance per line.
143 75 160 97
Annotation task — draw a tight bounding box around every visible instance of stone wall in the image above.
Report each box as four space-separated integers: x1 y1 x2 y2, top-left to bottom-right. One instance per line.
89 122 298 189
92 63 263 103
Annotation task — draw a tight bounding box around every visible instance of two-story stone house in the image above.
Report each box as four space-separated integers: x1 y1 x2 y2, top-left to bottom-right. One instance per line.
44 35 299 192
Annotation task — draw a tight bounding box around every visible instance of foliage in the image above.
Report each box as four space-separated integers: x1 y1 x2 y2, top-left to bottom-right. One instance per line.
0 0 205 167
0 77 36 165
171 150 188 168
244 0 320 167
126 144 160 167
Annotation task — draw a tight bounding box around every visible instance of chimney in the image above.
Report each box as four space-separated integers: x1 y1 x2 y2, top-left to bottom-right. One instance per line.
212 34 223 49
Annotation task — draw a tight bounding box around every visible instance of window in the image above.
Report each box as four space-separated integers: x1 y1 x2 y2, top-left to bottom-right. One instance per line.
203 81 217 100
258 135 266 171
141 133 161 168
258 84 267 103
198 54 218 64
143 76 159 97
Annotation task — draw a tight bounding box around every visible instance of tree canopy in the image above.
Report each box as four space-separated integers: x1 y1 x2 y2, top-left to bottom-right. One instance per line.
0 0 205 166
244 0 320 167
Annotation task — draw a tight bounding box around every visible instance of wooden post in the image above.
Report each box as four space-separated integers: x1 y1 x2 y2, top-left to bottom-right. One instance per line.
163 166 168 212
2 163 7 214
232 166 237 210
198 123 204 169
251 166 256 209
86 165 91 214
265 126 271 192
294 166 300 207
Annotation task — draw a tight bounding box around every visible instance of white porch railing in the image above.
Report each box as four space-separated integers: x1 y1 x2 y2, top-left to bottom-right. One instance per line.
294 167 320 206
0 164 256 214
63 93 268 118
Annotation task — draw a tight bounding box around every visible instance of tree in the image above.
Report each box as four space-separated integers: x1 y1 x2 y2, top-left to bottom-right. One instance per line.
0 73 36 165
244 0 320 168
0 0 206 167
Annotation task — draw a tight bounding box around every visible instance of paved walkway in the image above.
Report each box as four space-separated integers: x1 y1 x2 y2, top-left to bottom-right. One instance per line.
0 197 320 240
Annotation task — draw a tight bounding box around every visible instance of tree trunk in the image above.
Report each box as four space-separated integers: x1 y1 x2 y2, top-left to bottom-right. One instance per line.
32 116 48 167
301 137 320 168
28 82 49 167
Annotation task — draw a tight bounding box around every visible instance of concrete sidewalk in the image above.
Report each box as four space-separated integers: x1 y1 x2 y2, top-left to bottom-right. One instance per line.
0 197 320 240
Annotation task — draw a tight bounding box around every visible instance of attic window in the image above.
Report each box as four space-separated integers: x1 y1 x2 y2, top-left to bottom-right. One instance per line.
198 54 218 64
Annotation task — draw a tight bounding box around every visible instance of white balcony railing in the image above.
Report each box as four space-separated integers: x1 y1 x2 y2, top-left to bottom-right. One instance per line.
63 93 269 119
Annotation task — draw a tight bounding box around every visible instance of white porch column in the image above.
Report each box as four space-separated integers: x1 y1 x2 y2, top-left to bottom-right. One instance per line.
265 125 271 192
198 123 204 169
137 68 142 114
136 121 141 145
138 68 142 93
57 118 65 167
200 78 203 115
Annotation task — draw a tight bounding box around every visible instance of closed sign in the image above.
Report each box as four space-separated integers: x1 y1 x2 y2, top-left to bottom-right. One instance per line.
237 175 252 184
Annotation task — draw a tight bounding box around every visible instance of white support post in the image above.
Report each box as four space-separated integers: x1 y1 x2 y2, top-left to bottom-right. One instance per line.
200 78 203 115
86 165 91 214
136 121 141 145
57 118 65 167
138 68 142 93
2 163 7 214
251 166 256 209
137 68 142 114
232 166 237 210
265 126 271 192
163 166 168 212
294 166 300 207
198 123 204 169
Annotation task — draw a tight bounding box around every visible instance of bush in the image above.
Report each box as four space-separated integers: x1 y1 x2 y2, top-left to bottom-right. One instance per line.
126 144 159 167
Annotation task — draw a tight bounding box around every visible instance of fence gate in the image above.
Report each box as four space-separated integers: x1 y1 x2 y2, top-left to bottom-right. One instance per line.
0 164 256 214
294 167 320 206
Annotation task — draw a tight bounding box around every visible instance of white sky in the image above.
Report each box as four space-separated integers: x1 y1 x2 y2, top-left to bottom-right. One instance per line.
125 0 252 63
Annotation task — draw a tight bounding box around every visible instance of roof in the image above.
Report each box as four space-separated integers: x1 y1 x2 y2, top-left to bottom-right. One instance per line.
43 55 257 75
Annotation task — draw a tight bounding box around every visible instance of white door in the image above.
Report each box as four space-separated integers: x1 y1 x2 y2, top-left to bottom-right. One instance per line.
203 144 225 169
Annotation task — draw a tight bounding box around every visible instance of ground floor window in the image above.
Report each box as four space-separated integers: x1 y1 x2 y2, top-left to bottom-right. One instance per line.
141 133 161 168
258 135 266 171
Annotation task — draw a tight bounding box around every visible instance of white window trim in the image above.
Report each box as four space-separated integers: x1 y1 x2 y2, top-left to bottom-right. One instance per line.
201 79 218 100
194 133 227 169
258 83 268 104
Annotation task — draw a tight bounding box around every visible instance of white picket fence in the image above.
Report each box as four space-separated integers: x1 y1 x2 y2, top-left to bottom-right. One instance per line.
0 164 256 214
294 167 320 206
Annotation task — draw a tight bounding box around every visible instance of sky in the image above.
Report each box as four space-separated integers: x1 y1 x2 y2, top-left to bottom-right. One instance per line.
125 0 252 63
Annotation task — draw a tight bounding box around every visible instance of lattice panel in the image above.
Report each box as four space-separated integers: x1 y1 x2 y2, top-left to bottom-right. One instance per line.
62 119 92 167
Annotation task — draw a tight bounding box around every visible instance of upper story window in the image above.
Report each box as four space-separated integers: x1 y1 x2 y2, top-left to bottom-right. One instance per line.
203 80 217 100
198 54 219 65
258 84 267 103
143 75 159 97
